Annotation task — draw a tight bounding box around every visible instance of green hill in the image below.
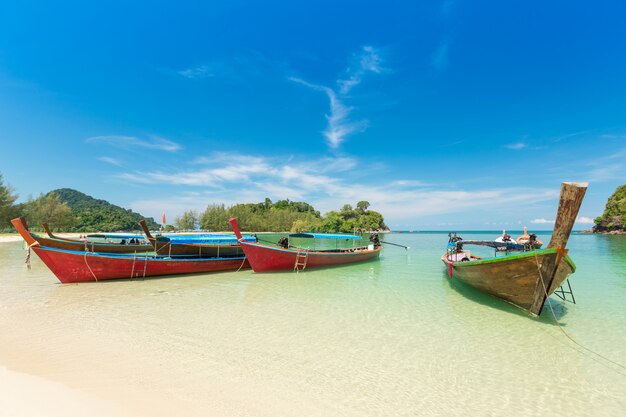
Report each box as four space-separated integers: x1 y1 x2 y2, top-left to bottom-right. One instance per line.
593 185 626 234
50 188 159 232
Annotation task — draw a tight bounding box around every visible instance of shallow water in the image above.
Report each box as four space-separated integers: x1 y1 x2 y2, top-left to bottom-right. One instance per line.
1 232 625 416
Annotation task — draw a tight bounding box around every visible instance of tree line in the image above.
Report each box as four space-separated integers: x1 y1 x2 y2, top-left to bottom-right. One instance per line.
173 199 387 233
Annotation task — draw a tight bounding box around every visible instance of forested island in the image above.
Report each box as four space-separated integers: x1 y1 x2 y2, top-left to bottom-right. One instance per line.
0 173 387 233
593 184 626 234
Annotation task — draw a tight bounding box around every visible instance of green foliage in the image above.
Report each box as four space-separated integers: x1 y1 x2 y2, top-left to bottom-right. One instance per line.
593 185 626 232
174 210 198 230
22 193 74 230
200 198 387 233
200 204 230 231
45 188 159 232
0 173 19 230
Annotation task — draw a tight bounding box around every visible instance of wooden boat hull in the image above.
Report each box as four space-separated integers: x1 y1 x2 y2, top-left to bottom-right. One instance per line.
238 241 382 272
30 246 248 283
442 248 576 315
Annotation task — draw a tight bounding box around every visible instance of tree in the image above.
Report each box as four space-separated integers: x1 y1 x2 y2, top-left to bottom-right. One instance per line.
200 204 230 231
0 173 19 229
175 210 198 230
356 201 370 213
22 192 74 230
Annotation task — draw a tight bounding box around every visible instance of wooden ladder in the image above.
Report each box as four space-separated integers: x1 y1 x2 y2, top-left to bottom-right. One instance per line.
294 251 309 272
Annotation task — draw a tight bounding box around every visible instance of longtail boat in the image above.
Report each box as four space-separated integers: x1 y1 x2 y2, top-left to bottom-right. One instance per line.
13 218 155 254
229 217 382 272
12 218 248 283
442 182 587 316
138 220 246 257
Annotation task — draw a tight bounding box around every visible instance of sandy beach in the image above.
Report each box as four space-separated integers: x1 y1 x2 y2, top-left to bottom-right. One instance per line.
0 235 23 243
0 366 136 417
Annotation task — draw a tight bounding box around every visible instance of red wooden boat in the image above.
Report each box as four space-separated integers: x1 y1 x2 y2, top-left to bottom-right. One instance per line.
12 218 248 283
229 218 382 272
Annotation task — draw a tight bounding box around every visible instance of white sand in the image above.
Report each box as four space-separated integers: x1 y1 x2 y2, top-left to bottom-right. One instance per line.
0 366 137 417
0 235 22 243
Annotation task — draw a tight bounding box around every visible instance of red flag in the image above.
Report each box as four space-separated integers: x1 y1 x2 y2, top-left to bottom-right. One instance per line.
161 212 166 225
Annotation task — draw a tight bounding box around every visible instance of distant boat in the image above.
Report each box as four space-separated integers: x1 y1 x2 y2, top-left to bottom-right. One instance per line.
229 218 383 272
442 182 587 316
12 218 248 283
516 227 543 249
494 230 517 249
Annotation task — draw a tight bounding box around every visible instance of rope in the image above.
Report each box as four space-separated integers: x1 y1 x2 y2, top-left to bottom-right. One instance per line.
83 252 98 282
25 247 31 270
533 250 626 376
24 241 39 271
236 257 247 272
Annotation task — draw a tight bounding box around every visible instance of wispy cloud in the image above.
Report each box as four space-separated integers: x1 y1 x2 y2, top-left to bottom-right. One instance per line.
576 216 595 224
178 65 214 80
432 38 451 70
585 147 626 182
506 142 527 150
97 156 122 166
290 46 385 149
86 135 181 152
531 218 555 224
118 151 559 224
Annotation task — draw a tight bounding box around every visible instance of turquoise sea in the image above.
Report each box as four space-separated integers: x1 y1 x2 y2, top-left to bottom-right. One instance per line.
0 232 625 416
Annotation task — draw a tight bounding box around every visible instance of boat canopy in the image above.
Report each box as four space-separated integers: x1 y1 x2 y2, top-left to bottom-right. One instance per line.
449 240 525 251
88 232 256 243
288 233 362 240
161 235 257 244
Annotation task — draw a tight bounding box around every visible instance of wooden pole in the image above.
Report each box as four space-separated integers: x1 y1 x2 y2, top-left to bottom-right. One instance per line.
530 182 588 315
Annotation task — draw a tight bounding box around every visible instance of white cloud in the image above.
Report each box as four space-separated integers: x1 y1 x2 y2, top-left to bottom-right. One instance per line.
576 216 595 224
119 151 560 223
506 142 527 150
531 218 555 224
178 65 214 80
97 156 122 166
86 135 181 152
290 46 385 149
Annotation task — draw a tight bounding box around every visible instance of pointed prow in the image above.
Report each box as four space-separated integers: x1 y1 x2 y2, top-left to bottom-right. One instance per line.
229 218 243 240
42 222 56 238
11 217 38 247
138 219 155 240
547 182 588 249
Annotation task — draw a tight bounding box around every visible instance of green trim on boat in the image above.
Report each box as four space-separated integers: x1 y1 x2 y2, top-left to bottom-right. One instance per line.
454 247 575 271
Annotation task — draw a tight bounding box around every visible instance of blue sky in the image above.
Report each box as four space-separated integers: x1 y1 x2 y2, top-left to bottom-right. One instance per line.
1 0 625 230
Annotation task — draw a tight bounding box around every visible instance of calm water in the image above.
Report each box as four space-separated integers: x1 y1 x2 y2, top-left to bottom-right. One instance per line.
1 232 625 416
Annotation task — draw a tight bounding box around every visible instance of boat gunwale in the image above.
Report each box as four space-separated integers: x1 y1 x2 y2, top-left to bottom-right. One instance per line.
34 245 247 262
442 248 576 272
239 240 383 257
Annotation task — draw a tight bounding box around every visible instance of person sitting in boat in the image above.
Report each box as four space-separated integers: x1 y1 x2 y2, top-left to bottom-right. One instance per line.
120 239 126 245
369 232 381 247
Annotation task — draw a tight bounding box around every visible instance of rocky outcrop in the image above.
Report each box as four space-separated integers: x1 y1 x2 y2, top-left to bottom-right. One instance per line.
593 185 626 234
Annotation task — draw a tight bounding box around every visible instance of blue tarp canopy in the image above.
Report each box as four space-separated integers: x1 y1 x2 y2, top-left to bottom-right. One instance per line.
164 235 256 244
288 233 362 240
88 232 255 244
